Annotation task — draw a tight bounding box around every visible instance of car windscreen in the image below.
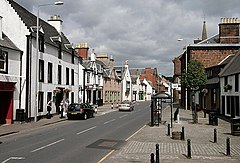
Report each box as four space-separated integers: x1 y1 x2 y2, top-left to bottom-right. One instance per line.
68 104 82 111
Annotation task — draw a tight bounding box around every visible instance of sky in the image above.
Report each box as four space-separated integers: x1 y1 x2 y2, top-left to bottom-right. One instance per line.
14 0 240 76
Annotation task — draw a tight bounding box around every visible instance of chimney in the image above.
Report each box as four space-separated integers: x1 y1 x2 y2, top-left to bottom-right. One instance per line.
75 42 89 60
219 17 240 44
96 53 108 65
109 55 114 69
48 15 62 34
90 49 96 62
0 16 2 40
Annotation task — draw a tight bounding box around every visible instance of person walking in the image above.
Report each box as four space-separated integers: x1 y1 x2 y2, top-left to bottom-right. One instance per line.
47 100 52 119
60 100 64 118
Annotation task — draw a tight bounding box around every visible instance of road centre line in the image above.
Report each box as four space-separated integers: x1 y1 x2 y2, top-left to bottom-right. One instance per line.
104 119 116 124
2 157 25 163
76 126 97 135
119 114 128 119
31 139 64 153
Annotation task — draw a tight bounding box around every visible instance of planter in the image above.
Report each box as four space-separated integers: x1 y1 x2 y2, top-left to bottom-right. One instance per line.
172 131 182 140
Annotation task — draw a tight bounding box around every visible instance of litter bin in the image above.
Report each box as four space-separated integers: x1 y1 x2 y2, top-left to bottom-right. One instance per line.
16 109 26 121
231 118 240 136
209 112 218 126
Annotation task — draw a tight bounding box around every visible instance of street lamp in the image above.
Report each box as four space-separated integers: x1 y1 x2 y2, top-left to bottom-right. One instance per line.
35 1 64 122
177 38 188 110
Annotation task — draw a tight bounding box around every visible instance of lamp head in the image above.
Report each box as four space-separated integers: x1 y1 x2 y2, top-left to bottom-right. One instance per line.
54 1 64 5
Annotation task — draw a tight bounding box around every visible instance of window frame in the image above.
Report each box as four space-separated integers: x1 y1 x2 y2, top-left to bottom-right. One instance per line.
0 49 8 74
58 65 62 84
48 62 53 83
66 67 69 85
39 59 44 82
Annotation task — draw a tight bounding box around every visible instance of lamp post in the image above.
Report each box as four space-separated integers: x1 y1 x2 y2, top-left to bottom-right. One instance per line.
177 38 188 110
35 1 64 122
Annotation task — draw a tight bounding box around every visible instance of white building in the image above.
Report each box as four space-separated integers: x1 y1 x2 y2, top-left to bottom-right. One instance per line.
0 0 79 122
219 50 240 119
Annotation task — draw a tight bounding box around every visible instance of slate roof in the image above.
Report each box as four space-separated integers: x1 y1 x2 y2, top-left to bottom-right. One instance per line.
219 50 240 77
0 33 21 51
7 0 72 54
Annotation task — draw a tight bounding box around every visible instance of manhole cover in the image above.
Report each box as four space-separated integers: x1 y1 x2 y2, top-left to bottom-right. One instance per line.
87 139 125 150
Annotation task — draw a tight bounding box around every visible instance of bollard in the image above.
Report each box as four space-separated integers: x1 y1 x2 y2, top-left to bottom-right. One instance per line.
156 144 159 163
226 137 230 156
150 153 155 163
187 139 191 158
181 126 185 140
167 124 170 136
214 128 217 143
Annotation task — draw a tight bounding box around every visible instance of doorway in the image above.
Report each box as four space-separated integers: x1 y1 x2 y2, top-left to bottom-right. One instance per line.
0 91 13 124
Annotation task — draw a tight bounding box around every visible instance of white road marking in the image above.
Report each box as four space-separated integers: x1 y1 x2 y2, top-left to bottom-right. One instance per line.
31 139 64 153
104 119 116 124
2 157 25 163
119 114 128 119
76 126 97 135
126 125 146 141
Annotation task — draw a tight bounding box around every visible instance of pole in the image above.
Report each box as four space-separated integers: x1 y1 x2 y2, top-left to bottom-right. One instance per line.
185 45 188 110
170 82 173 128
34 7 39 122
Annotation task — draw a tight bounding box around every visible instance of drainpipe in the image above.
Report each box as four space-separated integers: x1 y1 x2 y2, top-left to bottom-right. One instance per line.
83 69 86 102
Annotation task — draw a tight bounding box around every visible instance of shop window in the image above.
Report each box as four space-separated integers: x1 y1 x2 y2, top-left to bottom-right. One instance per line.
38 91 44 112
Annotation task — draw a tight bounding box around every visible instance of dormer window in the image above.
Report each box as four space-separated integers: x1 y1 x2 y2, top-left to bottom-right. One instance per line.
58 43 62 59
0 49 8 73
39 34 44 53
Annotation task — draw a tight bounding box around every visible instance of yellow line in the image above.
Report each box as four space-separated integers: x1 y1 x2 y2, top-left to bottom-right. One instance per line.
97 150 115 163
126 125 146 141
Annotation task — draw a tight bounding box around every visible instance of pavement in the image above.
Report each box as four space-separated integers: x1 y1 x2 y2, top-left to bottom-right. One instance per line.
103 106 240 163
1 103 240 163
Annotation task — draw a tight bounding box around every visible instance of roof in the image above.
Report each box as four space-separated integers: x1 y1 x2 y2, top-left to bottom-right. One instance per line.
0 33 21 51
8 0 72 54
219 49 240 77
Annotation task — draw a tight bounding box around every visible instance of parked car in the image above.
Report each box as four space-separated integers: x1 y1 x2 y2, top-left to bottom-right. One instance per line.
67 103 95 120
118 100 134 111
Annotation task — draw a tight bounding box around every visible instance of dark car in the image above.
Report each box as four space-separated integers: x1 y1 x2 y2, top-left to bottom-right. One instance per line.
67 103 95 120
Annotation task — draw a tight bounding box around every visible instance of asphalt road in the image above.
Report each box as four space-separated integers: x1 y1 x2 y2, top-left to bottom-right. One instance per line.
0 101 150 163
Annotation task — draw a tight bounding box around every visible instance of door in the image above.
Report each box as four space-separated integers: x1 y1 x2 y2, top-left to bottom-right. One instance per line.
0 91 13 124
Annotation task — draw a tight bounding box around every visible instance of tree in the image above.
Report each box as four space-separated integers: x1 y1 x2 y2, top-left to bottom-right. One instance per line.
181 60 207 123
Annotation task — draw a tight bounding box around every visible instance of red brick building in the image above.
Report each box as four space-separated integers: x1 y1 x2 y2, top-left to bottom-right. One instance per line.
179 18 240 110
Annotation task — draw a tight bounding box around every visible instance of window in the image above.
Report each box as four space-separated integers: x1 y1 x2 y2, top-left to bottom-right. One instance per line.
224 76 228 92
226 96 231 115
71 69 74 85
38 91 44 112
0 50 8 73
236 96 240 116
58 43 62 59
221 96 225 115
66 67 69 85
39 59 44 82
98 75 101 85
235 74 239 92
58 65 62 84
71 92 74 103
87 72 90 84
48 62 52 83
47 92 52 103
39 34 44 53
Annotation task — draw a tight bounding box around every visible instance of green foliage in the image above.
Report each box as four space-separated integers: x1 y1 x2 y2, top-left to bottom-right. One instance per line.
181 60 207 90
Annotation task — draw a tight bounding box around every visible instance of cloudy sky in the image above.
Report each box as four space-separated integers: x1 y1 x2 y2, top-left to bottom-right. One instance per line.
15 0 240 76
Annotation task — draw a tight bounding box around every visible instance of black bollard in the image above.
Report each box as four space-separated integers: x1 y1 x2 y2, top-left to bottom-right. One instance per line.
187 139 191 158
226 137 230 156
156 144 159 163
150 153 155 163
214 128 217 143
167 124 170 136
181 126 185 140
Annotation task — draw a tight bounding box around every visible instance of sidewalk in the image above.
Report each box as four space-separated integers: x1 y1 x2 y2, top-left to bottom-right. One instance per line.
0 104 116 138
103 106 240 163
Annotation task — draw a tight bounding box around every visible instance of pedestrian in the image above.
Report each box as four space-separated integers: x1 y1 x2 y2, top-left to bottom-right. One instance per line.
47 100 52 119
60 100 64 118
111 103 114 109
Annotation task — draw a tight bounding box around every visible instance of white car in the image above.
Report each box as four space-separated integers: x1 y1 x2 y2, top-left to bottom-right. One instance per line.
118 100 134 111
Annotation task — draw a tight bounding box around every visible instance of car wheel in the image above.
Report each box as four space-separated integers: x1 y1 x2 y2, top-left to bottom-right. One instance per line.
83 114 87 120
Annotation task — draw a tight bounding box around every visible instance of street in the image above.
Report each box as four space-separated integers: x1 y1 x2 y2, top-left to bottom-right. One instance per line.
0 101 150 163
